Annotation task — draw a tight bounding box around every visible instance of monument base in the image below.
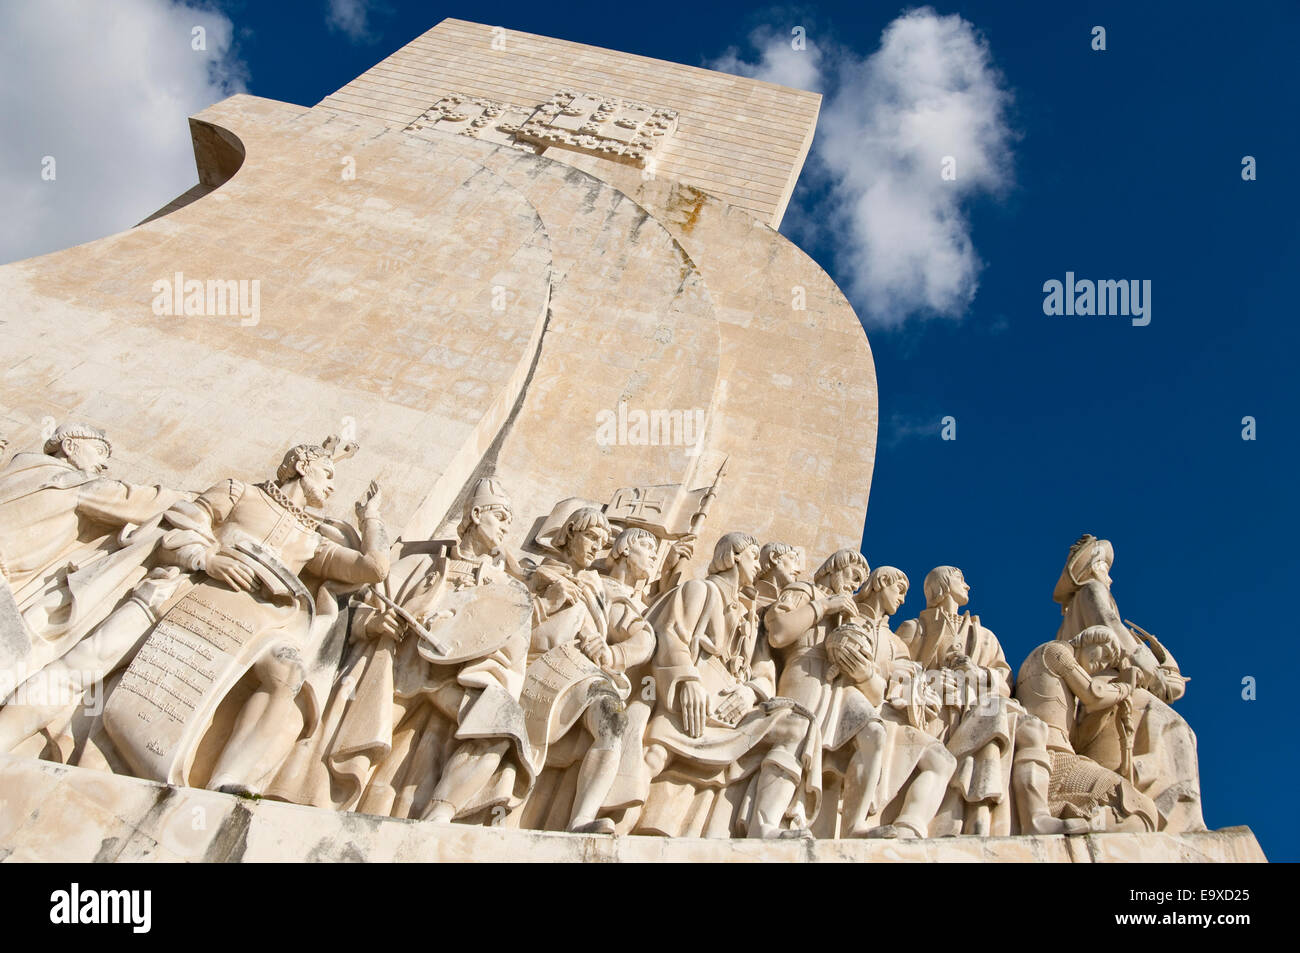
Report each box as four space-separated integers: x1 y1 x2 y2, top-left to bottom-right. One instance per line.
0 754 1266 863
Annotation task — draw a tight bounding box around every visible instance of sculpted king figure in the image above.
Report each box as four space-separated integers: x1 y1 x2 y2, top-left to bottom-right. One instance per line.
102 439 390 794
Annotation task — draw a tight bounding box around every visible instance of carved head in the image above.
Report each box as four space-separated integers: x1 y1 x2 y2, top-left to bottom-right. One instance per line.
1071 625 1123 674
276 444 336 508
1058 535 1115 599
923 566 970 610
553 506 611 570
610 527 658 582
44 423 111 475
814 549 870 596
759 541 802 589
458 478 513 549
709 532 760 586
863 566 910 616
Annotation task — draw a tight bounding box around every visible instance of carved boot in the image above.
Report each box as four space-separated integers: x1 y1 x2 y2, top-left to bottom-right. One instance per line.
748 764 808 839
567 745 619 835
1013 755 1088 836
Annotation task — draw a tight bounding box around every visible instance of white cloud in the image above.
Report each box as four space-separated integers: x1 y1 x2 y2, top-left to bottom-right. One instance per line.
0 0 247 266
710 27 824 94
709 8 1014 328
325 0 374 41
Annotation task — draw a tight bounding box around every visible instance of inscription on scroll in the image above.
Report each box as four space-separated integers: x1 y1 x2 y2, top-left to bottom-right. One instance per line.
104 590 257 783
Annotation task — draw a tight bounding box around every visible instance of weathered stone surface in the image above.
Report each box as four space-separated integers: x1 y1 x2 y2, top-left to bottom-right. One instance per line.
319 18 822 227
0 755 1265 863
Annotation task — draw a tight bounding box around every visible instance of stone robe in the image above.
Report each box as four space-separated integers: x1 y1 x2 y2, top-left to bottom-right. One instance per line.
895 607 1018 835
0 452 182 691
1054 579 1203 832
103 480 381 786
1016 641 1157 830
512 558 655 831
636 576 822 837
281 544 533 819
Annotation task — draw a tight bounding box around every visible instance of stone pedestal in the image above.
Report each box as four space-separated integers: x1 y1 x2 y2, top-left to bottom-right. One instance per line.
0 754 1265 863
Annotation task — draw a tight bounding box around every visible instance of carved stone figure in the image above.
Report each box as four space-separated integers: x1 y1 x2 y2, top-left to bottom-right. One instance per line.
754 540 803 612
0 418 1215 847
583 525 666 831
895 567 1018 836
842 566 956 838
292 477 534 822
637 532 822 838
766 549 885 837
1013 625 1159 834
1052 535 1204 831
100 439 389 795
519 506 655 834
0 424 184 698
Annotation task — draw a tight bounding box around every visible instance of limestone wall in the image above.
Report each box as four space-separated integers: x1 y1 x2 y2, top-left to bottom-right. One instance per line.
318 18 822 227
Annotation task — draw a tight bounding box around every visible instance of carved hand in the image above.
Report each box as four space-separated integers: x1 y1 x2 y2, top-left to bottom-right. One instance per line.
549 576 582 608
367 606 405 642
714 684 756 726
579 631 613 669
892 659 923 681
356 480 383 521
835 641 874 683
206 553 256 592
945 651 973 670
821 593 857 620
678 680 710 739
929 668 962 700
670 533 697 564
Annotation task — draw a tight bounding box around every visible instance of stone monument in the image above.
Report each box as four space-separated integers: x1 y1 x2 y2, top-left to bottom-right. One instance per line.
0 19 1264 862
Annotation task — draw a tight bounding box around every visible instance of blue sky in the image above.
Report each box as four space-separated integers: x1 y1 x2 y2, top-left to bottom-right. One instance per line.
2 0 1295 859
